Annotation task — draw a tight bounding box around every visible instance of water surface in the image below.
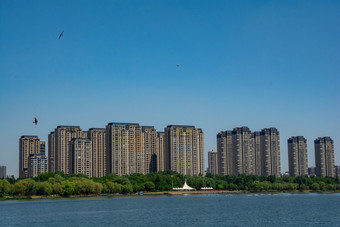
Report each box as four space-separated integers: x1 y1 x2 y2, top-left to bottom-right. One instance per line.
0 193 339 226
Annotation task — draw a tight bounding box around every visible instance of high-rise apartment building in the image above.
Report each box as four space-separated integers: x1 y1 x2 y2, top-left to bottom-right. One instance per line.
53 126 87 174
259 128 280 177
0 166 6 179
28 154 48 178
156 132 165 172
288 136 308 176
217 130 233 175
315 137 335 177
19 136 43 178
217 127 280 177
232 127 254 175
252 131 262 176
48 132 55 172
88 128 106 177
142 126 158 174
106 123 140 176
208 149 218 175
217 127 254 175
70 138 92 177
106 123 160 176
165 125 204 176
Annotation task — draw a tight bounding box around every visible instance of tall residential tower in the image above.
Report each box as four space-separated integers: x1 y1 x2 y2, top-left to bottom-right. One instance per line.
288 136 308 176
315 137 335 177
165 125 204 175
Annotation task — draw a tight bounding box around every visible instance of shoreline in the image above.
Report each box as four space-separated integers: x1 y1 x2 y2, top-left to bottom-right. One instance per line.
1 190 339 201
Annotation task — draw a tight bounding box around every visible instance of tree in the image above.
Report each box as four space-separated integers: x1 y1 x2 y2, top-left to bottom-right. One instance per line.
13 179 37 196
36 182 53 195
144 181 155 192
0 179 12 196
105 182 122 193
61 181 75 196
122 184 133 194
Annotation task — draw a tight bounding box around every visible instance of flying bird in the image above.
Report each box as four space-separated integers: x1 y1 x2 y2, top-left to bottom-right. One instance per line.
58 31 64 40
176 65 180 67
33 117 38 125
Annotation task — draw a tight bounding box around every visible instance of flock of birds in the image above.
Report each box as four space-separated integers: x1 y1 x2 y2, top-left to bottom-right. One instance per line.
32 31 181 126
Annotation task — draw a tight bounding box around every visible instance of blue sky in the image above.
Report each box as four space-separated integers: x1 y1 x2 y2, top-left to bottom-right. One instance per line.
1 0 339 177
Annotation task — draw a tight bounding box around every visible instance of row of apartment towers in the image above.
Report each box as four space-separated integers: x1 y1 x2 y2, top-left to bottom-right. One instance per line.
208 127 335 177
19 123 204 178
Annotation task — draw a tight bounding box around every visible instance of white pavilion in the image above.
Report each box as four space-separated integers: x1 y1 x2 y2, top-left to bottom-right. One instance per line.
172 179 195 191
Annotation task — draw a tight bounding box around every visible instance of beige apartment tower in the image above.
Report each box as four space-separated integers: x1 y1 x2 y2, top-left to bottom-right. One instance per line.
165 125 204 176
53 126 87 174
106 123 160 176
88 128 106 177
142 126 158 174
217 127 280 177
217 130 233 175
288 136 308 176
28 154 48 178
156 132 166 171
217 127 254 175
70 138 92 177
19 136 43 178
232 127 254 175
315 137 335 177
208 149 219 175
252 131 262 176
48 132 55 172
259 128 280 177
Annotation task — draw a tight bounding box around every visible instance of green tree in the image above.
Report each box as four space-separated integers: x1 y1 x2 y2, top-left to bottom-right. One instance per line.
36 182 53 195
105 182 123 193
122 184 133 194
144 181 155 192
61 181 75 196
0 179 12 196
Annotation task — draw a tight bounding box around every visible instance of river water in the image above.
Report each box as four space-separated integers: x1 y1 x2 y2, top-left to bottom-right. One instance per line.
0 193 339 226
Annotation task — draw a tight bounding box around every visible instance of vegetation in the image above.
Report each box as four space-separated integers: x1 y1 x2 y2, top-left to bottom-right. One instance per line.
0 171 339 198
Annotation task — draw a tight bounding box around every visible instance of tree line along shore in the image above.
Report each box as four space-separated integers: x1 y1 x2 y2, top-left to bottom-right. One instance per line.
0 170 339 199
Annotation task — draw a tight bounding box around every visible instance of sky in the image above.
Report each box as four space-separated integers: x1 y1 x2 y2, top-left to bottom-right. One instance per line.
0 0 339 177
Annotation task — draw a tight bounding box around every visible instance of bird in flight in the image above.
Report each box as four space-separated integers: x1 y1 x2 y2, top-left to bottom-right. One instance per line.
33 117 38 125
58 31 64 40
176 65 180 67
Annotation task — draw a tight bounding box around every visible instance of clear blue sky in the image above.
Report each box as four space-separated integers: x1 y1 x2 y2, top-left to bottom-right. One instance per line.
1 0 339 177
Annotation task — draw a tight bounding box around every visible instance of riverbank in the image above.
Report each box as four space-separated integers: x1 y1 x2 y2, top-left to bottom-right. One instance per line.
1 190 339 201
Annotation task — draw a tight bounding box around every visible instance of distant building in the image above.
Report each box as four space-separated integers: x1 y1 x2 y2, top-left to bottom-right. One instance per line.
335 166 340 178
308 167 316 175
156 132 165 172
217 127 280 177
106 123 162 176
259 128 281 177
48 132 55 172
88 128 106 177
19 136 44 178
217 130 233 175
315 137 335 177
0 166 6 178
40 141 46 155
28 154 48 178
165 125 204 175
70 138 92 177
208 150 218 175
233 127 253 175
288 136 308 176
53 126 87 174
